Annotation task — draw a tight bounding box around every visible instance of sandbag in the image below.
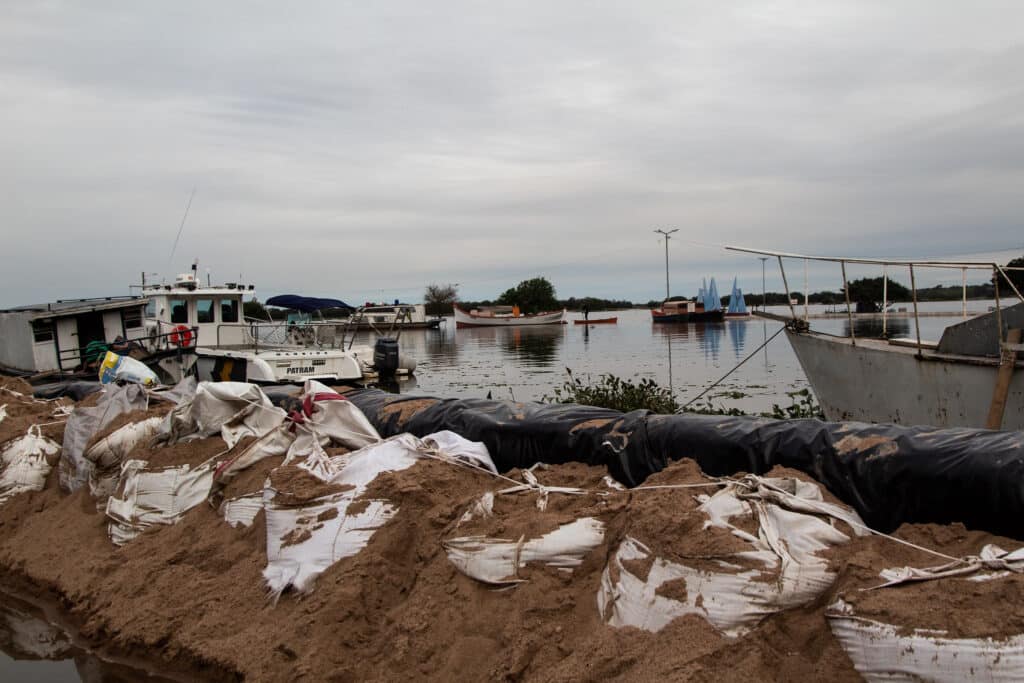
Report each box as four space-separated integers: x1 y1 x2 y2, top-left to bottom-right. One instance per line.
345 389 1024 538
59 384 148 492
105 459 215 545
0 425 59 505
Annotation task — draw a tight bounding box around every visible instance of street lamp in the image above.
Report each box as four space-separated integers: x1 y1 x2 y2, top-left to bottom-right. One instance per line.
759 256 768 311
654 229 679 300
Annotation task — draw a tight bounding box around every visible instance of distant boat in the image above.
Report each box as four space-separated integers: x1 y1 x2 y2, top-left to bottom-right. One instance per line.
573 317 617 325
725 277 750 318
651 300 724 323
652 276 725 323
453 304 565 328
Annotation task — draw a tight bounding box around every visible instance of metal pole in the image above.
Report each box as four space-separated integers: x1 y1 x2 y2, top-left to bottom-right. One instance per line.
654 229 679 300
882 265 888 337
778 256 797 319
759 257 768 311
962 267 967 318
803 258 809 321
910 264 922 357
841 260 855 346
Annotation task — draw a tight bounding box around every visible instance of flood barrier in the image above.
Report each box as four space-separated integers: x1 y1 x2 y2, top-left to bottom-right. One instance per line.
345 388 1024 538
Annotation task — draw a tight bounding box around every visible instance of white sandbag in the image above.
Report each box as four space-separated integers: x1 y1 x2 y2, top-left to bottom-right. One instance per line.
445 517 605 585
105 459 214 545
285 380 381 453
220 493 264 528
60 383 148 492
0 426 59 505
263 434 423 597
84 416 164 469
211 381 383 491
598 475 867 637
0 404 7 427
827 598 1024 682
159 381 285 448
422 430 496 473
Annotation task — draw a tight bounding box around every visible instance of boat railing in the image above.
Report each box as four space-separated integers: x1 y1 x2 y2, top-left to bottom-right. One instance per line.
55 326 198 373
725 245 1024 358
219 321 361 351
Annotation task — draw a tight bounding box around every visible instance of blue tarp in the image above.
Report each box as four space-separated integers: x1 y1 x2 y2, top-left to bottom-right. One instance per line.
265 295 354 312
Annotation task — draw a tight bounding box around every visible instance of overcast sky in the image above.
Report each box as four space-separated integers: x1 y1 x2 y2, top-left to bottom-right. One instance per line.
2 1 1023 308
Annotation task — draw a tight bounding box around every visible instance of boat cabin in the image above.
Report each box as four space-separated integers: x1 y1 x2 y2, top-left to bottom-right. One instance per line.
661 300 706 315
142 272 253 349
0 297 148 373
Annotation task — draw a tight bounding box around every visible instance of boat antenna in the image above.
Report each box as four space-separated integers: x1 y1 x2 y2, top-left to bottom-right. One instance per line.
168 186 197 271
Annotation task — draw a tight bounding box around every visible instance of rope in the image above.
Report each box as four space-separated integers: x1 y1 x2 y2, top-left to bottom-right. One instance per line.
677 324 786 411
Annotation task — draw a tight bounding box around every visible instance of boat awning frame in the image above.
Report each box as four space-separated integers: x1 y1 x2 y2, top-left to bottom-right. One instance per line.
265 295 355 313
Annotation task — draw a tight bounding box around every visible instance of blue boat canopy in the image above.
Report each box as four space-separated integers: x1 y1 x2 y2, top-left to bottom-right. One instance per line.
265 295 355 312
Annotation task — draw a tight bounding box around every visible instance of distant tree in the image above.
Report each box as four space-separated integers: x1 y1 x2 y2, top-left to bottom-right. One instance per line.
243 299 269 320
846 277 911 312
424 283 460 316
994 256 1024 295
496 277 559 314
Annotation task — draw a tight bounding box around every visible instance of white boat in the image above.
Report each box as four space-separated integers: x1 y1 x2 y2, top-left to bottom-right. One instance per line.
453 304 565 328
0 296 153 375
342 303 443 330
140 268 413 384
727 246 1024 430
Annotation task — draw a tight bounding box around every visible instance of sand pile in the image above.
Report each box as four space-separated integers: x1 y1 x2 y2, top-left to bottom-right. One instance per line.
0 378 72 449
0 397 1022 681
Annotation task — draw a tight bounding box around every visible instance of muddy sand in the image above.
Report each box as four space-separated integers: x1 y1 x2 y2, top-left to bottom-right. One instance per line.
0 389 1021 681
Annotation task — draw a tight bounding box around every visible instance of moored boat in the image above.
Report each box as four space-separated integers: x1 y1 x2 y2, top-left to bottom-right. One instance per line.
573 317 617 325
727 245 1024 429
453 305 565 328
651 300 724 323
725 277 750 318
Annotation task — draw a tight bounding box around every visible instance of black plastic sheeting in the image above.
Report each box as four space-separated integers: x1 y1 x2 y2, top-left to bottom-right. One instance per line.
32 381 103 402
346 388 1024 538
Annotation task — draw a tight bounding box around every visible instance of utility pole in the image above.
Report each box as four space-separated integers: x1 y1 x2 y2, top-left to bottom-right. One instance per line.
654 229 679 300
759 256 768 311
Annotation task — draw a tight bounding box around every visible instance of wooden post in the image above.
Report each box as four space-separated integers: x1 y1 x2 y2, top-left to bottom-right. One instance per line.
986 328 1022 430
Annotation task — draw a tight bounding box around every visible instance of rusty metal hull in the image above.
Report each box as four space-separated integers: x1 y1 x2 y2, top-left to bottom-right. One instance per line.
786 330 1024 429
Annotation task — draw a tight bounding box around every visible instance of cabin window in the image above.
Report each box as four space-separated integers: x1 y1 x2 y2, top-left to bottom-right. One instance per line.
170 299 188 324
221 299 239 323
31 319 54 343
145 300 156 317
196 299 215 324
123 308 143 329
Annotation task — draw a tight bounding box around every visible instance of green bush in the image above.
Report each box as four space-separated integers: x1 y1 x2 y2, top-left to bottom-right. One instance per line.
544 370 824 419
543 369 680 414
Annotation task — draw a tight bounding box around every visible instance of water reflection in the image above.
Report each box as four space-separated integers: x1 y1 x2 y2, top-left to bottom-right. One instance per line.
458 325 565 367
0 591 184 682
652 322 727 362
727 320 748 361
842 317 911 339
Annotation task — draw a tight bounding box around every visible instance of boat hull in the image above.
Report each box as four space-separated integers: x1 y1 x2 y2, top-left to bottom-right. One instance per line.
786 329 1024 429
651 310 724 323
574 317 617 325
454 306 564 328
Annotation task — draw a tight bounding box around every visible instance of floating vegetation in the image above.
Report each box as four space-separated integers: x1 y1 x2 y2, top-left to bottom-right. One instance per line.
545 370 823 419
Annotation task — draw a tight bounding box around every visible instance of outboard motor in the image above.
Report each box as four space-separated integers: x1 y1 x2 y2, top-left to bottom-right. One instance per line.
373 337 400 377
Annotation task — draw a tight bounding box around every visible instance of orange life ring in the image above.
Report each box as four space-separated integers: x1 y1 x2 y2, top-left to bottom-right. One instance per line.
169 324 193 347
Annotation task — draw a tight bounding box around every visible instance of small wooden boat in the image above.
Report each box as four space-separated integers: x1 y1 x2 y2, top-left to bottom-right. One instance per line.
453 304 565 328
573 317 617 325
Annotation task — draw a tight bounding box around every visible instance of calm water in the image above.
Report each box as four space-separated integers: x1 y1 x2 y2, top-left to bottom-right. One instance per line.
373 302 982 414
0 301 985 679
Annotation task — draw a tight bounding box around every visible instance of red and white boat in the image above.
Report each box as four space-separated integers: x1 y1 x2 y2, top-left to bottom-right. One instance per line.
453 304 565 328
